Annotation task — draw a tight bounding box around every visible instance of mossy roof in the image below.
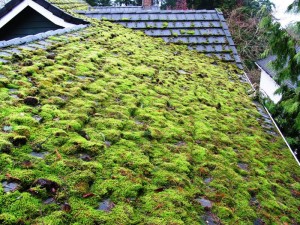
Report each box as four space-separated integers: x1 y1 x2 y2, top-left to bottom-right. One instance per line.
0 13 300 225
77 8 243 69
48 0 90 11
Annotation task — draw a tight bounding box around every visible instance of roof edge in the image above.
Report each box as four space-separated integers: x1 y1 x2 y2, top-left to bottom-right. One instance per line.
0 0 89 24
0 24 88 49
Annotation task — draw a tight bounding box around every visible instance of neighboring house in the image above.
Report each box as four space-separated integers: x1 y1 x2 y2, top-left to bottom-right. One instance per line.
0 0 299 224
0 0 88 41
256 54 300 104
256 55 282 103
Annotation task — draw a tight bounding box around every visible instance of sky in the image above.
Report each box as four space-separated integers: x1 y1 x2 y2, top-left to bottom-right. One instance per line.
271 0 300 27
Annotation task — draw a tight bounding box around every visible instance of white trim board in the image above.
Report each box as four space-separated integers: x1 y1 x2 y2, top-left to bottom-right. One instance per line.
0 0 76 29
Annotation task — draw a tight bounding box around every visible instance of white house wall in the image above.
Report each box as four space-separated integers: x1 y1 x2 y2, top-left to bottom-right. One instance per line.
260 70 282 104
0 0 76 29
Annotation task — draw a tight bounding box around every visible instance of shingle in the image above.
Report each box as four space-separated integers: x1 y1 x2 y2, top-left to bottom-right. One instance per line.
104 14 113 20
121 13 132 19
176 37 189 43
196 37 208 43
168 14 177 20
211 13 220 20
126 23 135 28
231 47 238 55
195 45 206 51
193 30 200 35
189 37 197 43
182 22 191 27
149 14 159 20
140 14 149 20
227 37 235 45
185 14 195 20
176 14 186 20
145 21 155 27
213 45 223 52
161 37 170 42
160 30 171 36
130 14 141 20
203 13 213 20
200 28 222 36
222 54 234 61
136 22 146 28
111 14 122 20
158 14 168 20
79 9 242 68
233 54 242 63
117 22 127 26
224 30 231 37
205 45 214 52
221 21 228 29
193 21 203 27
194 14 204 20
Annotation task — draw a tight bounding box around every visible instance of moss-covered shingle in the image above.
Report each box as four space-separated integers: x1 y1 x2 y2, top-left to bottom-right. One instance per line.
0 21 299 224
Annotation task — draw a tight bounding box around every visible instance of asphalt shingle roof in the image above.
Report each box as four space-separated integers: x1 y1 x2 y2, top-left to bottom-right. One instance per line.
76 8 243 69
0 3 299 224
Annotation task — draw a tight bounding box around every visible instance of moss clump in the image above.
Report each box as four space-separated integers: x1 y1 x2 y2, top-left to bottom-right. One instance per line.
171 31 178 37
0 140 12 153
180 30 187 35
162 22 169 28
0 20 299 225
187 30 195 35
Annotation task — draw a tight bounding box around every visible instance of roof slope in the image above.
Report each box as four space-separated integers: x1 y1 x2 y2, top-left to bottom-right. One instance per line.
48 0 90 10
77 9 243 69
0 21 299 224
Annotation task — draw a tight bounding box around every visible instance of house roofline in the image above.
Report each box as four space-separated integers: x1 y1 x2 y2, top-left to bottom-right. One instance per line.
255 61 275 79
0 0 89 25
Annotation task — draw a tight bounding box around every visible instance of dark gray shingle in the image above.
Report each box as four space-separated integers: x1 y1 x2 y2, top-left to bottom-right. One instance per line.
78 8 242 68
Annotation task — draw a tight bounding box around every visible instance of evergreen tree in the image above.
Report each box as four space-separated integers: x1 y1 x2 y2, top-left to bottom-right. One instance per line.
260 3 300 153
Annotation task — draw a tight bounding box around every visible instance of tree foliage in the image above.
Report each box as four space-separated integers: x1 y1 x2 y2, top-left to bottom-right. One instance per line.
227 7 268 70
260 1 300 152
175 0 188 10
288 0 300 12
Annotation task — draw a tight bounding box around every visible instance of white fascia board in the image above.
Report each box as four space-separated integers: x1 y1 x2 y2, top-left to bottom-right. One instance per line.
0 0 76 29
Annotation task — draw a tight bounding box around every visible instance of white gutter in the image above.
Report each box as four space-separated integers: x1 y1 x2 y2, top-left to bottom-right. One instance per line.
252 63 300 166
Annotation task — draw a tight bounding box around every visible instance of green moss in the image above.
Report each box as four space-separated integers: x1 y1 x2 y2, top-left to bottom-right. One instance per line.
0 140 12 153
187 30 195 35
0 21 299 225
162 22 169 28
180 30 187 35
172 31 179 37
